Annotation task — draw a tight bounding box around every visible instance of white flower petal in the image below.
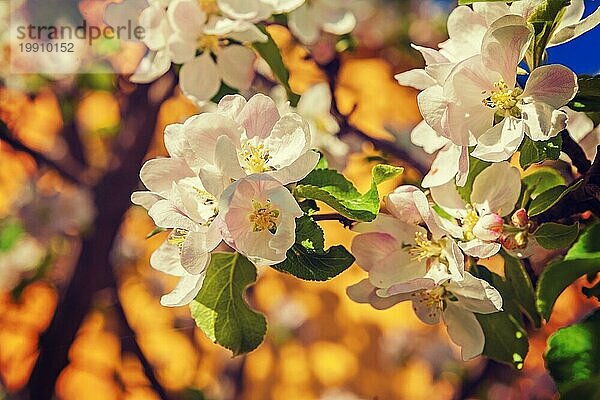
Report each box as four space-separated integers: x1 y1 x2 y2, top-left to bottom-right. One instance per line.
130 50 171 83
521 103 568 141
139 158 195 196
217 45 256 91
180 53 222 103
459 239 501 259
443 303 485 361
471 161 521 217
288 4 320 44
238 93 281 139
160 273 205 307
181 231 211 274
522 65 578 109
471 118 525 162
268 150 320 185
150 241 187 276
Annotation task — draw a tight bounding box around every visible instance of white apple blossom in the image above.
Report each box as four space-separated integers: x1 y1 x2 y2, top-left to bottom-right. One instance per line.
349 186 465 292
217 174 303 266
181 93 319 190
564 107 600 161
431 162 522 258
420 16 578 162
288 0 357 45
217 0 305 22
108 0 267 102
347 271 502 360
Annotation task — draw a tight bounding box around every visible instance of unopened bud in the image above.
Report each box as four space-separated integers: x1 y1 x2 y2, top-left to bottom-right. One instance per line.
511 208 529 228
500 234 518 250
473 213 504 241
514 231 529 248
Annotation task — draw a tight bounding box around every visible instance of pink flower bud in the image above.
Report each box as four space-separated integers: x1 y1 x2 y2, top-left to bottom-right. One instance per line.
473 213 504 241
500 234 518 250
511 208 529 228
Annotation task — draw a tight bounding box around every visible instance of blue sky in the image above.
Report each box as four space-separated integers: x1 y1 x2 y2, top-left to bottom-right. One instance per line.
433 0 600 74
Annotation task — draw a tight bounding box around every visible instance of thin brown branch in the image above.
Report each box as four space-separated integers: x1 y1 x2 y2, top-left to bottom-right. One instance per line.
562 129 591 175
318 56 429 176
312 213 356 228
0 120 88 185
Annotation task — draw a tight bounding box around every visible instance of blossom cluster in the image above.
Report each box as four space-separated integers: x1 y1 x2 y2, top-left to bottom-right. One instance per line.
396 0 599 188
105 0 355 102
132 93 318 306
347 162 527 359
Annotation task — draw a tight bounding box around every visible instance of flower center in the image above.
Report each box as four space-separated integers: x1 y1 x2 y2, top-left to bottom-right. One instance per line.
240 141 272 174
461 204 479 241
408 231 445 261
483 79 522 116
249 200 280 232
198 0 220 14
197 35 221 53
413 285 447 318
194 186 219 224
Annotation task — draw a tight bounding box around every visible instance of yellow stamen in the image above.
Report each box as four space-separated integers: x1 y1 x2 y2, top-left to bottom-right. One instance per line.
408 231 445 261
167 228 188 248
483 79 523 116
197 35 221 53
240 142 272 174
198 0 220 14
462 204 479 241
249 200 280 232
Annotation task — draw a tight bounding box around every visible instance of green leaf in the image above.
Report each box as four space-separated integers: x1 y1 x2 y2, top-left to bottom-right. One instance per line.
456 156 490 203
528 180 583 217
146 226 167 239
527 0 570 68
568 75 600 112
536 223 600 320
519 136 562 169
545 309 600 397
252 26 300 107
272 216 355 281
534 222 579 250
294 164 403 222
522 167 566 197
503 252 541 328
190 252 266 355
0 220 24 253
470 265 529 369
565 222 600 261
210 82 239 103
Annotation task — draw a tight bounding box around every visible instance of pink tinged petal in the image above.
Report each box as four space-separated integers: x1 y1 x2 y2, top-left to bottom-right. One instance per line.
148 200 199 231
472 2 511 25
565 107 595 142
265 113 312 169
183 113 244 169
395 69 436 91
430 180 467 219
424 261 454 284
217 94 247 120
181 230 211 274
471 161 521 217
160 273 205 307
180 53 222 103
167 0 207 38
164 123 186 158
421 143 462 189
347 279 410 310
214 135 246 180
352 214 418 243
438 6 487 61
459 239 501 259
217 45 256 91
412 291 442 325
150 241 187 276
471 118 525 162
198 166 228 199
130 50 171 83
444 240 465 281
139 157 195 196
522 103 568 141
443 303 485 361
217 0 273 21
456 146 470 187
297 83 332 117
351 232 426 288
449 272 503 313
385 185 425 225
268 150 320 185
205 220 223 251
139 4 169 50
166 34 197 64
226 21 269 43
131 191 163 210
417 85 448 134
410 120 449 154
238 93 281 139
550 5 600 46
383 278 437 297
522 65 578 108
473 213 504 241
268 214 296 257
481 16 533 85
444 56 496 105
411 44 449 65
